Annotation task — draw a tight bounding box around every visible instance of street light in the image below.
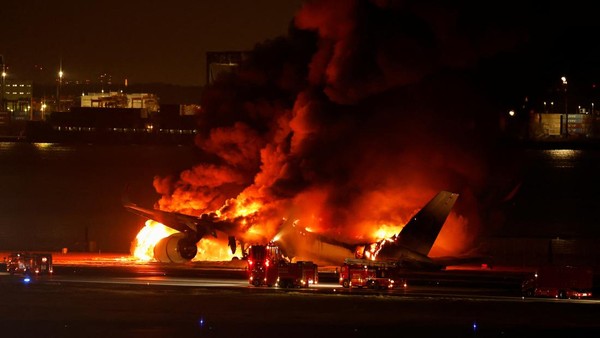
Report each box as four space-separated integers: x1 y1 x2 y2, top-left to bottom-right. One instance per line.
1 67 6 111
561 76 568 137
57 67 63 112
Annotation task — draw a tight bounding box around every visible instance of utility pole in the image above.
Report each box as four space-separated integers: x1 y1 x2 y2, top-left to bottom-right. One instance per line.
561 76 569 137
1 55 5 111
57 58 63 112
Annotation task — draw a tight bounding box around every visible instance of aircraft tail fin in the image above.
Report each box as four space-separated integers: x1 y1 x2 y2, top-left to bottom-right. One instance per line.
394 191 459 256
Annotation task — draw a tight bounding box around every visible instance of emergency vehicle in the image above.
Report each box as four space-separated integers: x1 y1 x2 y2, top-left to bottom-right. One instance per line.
247 243 318 288
339 258 406 289
5 252 53 275
521 265 593 299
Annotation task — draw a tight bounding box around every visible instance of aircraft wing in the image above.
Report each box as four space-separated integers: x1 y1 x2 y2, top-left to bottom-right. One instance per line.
124 203 199 233
123 202 237 241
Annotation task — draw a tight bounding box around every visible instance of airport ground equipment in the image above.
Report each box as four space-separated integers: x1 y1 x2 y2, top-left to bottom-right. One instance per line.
5 252 53 275
521 265 593 299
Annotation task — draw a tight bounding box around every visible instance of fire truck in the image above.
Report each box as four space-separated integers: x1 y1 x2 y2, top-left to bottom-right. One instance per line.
247 244 318 288
521 265 593 299
339 258 406 289
5 252 53 275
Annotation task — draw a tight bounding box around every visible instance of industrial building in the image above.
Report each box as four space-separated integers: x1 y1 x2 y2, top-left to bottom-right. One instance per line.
1 80 33 120
80 92 159 118
529 113 597 139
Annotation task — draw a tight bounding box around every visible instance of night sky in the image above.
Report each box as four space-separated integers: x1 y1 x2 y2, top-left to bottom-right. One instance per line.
0 0 302 86
0 1 598 98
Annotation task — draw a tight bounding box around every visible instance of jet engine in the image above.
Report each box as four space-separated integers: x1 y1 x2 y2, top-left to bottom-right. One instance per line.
153 233 198 263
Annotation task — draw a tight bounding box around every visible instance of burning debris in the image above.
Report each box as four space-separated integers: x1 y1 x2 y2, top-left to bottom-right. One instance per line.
133 0 522 262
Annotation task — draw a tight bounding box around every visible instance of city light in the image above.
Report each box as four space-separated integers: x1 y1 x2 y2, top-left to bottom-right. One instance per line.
57 61 64 112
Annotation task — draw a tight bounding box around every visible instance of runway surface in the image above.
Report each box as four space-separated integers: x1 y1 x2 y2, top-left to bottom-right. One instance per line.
1 253 600 337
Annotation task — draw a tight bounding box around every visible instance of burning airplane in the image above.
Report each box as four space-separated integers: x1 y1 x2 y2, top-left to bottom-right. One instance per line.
126 1 521 266
125 190 480 270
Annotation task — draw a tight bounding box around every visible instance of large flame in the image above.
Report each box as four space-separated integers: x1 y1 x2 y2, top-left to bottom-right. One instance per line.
373 224 403 242
132 220 177 261
131 220 245 262
364 224 404 260
131 197 269 262
195 236 242 261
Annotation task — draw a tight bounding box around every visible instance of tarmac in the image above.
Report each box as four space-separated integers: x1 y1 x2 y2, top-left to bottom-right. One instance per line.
1 253 600 337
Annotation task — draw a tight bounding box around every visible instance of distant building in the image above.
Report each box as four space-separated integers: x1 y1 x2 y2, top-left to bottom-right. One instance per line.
2 80 33 120
81 92 159 118
529 113 596 139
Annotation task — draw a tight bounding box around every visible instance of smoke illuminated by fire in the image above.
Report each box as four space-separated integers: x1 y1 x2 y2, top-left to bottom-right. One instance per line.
132 0 523 262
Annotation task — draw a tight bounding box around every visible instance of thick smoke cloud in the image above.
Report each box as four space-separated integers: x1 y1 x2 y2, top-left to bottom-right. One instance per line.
154 0 526 256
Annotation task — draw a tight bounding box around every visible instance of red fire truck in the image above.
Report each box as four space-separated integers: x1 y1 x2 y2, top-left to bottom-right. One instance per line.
521 265 593 299
5 252 53 275
339 258 406 290
247 244 318 288
277 261 318 288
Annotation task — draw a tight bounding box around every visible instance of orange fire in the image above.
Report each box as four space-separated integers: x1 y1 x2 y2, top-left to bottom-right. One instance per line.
195 237 242 261
132 220 177 261
131 196 268 262
131 220 244 262
131 196 470 262
373 223 402 242
348 224 402 261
